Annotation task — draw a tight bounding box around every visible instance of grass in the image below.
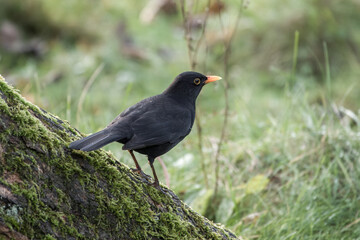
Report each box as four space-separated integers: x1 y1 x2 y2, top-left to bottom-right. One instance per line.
1 0 360 239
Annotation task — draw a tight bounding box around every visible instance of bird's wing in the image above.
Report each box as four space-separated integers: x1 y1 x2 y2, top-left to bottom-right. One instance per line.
122 102 193 150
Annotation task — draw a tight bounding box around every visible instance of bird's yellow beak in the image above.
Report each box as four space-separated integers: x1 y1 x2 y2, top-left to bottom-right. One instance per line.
205 75 222 84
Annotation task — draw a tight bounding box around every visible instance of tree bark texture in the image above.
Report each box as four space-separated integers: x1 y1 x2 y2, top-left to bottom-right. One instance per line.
0 75 238 240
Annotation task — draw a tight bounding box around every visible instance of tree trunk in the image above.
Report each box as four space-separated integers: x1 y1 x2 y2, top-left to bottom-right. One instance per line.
0 75 239 240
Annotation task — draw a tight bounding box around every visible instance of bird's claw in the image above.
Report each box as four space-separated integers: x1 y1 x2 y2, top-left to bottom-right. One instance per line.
150 181 168 194
131 168 152 180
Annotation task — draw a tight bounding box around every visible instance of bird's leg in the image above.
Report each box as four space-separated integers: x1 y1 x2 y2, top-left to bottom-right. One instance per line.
128 150 151 179
128 150 142 170
148 157 167 193
149 160 159 188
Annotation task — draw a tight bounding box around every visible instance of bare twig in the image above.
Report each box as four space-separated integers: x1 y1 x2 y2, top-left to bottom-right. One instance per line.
180 0 211 188
180 0 193 67
180 0 211 69
195 113 208 187
214 0 245 196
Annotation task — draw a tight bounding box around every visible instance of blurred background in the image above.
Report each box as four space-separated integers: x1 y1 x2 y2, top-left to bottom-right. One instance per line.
1 0 360 238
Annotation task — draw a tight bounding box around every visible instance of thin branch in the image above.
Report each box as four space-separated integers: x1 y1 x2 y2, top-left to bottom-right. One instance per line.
191 1 211 70
180 0 211 188
180 0 193 67
180 0 211 70
195 112 208 188
214 0 245 196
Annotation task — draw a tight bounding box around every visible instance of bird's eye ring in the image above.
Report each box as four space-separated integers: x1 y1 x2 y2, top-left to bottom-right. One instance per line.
194 78 201 85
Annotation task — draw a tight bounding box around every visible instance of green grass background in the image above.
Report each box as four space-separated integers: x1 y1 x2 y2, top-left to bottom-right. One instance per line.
1 0 360 239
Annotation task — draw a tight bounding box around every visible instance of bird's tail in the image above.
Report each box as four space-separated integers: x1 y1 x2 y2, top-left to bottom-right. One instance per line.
69 129 119 151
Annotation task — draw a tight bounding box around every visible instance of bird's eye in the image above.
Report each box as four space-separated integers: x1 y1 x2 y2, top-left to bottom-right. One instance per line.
194 78 201 85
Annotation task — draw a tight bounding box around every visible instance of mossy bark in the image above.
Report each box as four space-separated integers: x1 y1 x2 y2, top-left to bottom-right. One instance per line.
0 75 238 240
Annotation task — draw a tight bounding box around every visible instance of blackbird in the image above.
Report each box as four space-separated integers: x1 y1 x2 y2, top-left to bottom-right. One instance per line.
69 71 221 189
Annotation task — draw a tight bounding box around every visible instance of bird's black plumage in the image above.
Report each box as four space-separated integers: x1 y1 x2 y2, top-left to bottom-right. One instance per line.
69 71 221 189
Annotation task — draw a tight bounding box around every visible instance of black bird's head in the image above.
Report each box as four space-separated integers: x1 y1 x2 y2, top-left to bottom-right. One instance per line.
163 71 221 103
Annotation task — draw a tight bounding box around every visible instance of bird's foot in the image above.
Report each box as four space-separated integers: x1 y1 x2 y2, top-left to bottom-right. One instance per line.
150 181 168 194
131 168 152 180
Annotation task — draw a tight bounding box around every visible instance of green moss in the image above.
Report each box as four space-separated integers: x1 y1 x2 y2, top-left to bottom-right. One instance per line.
43 234 57 240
